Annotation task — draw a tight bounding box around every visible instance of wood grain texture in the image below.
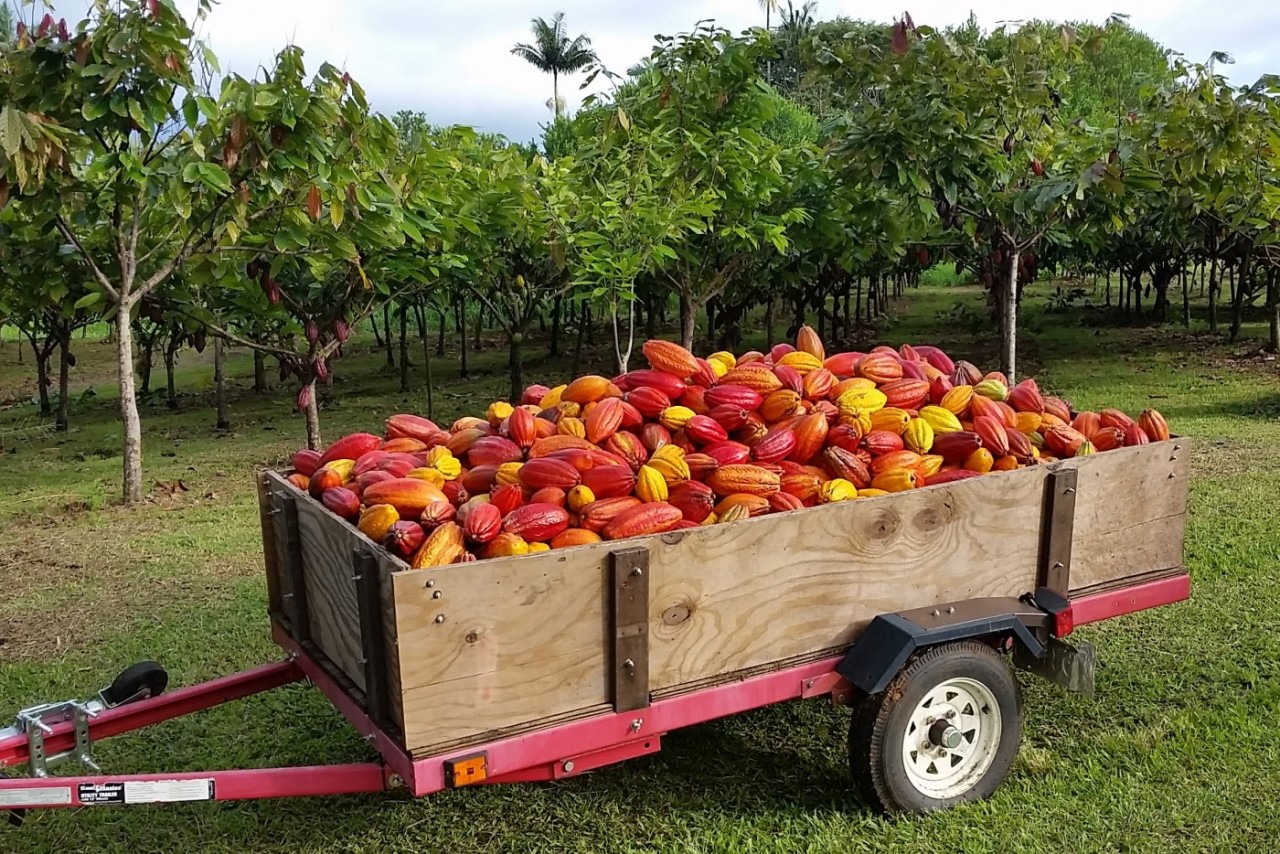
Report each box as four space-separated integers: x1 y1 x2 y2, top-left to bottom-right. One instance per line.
267 472 408 734
257 470 285 622
392 548 612 751
374 441 1186 754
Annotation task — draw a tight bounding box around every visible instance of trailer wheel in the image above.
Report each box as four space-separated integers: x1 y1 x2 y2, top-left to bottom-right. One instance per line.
102 660 168 707
848 640 1021 815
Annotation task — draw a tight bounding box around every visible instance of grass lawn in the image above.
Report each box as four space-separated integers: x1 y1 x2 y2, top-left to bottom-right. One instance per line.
2 283 1279 852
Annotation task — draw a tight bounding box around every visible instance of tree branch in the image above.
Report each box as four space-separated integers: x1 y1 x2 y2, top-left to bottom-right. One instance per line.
56 216 119 302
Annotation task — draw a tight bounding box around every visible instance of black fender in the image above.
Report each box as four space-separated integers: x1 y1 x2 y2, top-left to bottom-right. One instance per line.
837 594 1057 695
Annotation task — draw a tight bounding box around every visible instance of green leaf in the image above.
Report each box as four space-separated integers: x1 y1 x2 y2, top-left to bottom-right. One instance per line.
74 291 103 310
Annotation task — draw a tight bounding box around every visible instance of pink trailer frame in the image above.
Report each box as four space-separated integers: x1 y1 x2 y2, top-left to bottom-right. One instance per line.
0 572 1189 811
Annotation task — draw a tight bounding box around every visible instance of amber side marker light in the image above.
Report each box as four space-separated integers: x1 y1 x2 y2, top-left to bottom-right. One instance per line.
444 753 489 788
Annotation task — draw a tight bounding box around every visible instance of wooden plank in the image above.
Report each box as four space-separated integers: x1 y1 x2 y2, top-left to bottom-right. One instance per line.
269 474 409 737
257 471 285 621
1064 438 1188 590
393 547 613 751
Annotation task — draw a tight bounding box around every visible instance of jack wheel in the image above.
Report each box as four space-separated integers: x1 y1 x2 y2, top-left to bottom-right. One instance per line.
102 660 168 707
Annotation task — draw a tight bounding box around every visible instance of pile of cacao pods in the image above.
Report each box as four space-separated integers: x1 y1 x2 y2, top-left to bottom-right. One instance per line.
287 328 1171 569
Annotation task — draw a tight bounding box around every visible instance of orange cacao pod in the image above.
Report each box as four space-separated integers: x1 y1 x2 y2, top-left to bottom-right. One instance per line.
385 414 441 444
795 324 825 361
642 339 699 378
707 464 781 497
411 522 465 568
287 473 311 491
506 407 538 449
1007 379 1044 414
871 450 922 477
603 502 683 540
1099 408 1135 431
880 379 930 410
1043 396 1072 423
530 434 593 458
1123 423 1149 447
856 353 903 384
581 496 643 533
861 430 905 456
789 412 829 464
720 364 783 394
973 415 1009 458
1138 408 1169 442
362 478 446 518
871 468 918 493
562 375 613 404
420 501 457 529
550 528 603 549
480 533 530 559
715 493 770 517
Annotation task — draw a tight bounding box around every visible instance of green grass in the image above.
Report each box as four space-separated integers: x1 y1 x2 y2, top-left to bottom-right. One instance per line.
3 285 1280 852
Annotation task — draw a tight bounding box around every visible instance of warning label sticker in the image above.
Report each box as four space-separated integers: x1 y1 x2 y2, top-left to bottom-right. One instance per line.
0 786 72 808
77 779 214 806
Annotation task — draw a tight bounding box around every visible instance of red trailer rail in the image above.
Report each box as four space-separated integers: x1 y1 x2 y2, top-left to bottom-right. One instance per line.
0 571 1188 817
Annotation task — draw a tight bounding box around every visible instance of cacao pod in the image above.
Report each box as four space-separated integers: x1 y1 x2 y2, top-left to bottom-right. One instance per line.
603 503 683 540
412 522 466 568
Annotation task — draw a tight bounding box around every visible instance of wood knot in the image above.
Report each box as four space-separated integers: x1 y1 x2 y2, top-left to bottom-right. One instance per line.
464 630 480 644
662 604 691 626
865 509 901 541
660 530 686 545
913 506 945 532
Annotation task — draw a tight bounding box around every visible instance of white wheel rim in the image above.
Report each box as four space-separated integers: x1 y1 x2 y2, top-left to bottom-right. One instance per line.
900 676 1002 799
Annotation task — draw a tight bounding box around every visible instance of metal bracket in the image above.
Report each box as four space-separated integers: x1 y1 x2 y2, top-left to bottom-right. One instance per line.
611 548 650 713
2 700 103 777
353 548 391 731
1014 637 1096 697
1039 468 1078 594
277 493 311 644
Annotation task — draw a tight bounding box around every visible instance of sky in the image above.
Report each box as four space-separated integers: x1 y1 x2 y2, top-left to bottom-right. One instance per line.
46 1 1280 142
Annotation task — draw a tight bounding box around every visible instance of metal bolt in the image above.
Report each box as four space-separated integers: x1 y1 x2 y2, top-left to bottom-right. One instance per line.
434 614 446 624
623 658 635 674
631 719 643 732
630 567 644 578
1053 561 1064 570
931 609 940 617
351 573 363 583
1064 487 1076 495
946 710 956 720
388 774 404 789
432 591 442 599
426 580 436 588
946 606 955 615
925 716 935 725
805 679 814 689
563 760 575 773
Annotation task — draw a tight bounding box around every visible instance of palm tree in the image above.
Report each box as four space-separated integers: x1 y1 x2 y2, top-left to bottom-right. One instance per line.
511 13 596 117
759 0 779 30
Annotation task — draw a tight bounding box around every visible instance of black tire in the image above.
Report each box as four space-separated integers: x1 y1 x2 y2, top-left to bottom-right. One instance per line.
102 660 168 707
849 640 1021 815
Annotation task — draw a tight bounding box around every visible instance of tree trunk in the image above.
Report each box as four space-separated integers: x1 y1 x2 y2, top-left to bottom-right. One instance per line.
550 294 562 356
1002 250 1019 382
436 309 447 357
116 312 145 504
473 304 483 351
1229 243 1254 342
214 335 230 430
253 350 268 393
30 334 51 417
415 301 435 420
645 294 658 340
370 313 385 348
382 304 396 368
553 70 560 117
56 329 71 432
572 301 588 375
765 296 775 349
1208 256 1220 332
164 341 179 411
509 330 524 403
854 279 862 329
1181 266 1191 328
678 291 697 351
399 305 411 392
304 380 322 450
1105 269 1111 307
456 298 469 377
1268 268 1280 353
139 338 154 395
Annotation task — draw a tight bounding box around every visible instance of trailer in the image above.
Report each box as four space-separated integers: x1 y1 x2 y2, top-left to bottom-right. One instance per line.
1 438 1189 818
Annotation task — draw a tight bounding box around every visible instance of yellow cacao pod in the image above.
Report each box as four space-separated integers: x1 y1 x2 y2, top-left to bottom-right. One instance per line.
903 418 934 454
777 351 823 374
820 478 858 503
539 385 566 408
718 503 751 523
974 379 1008 402
708 351 736 371
916 454 944 478
660 406 696 431
857 488 889 498
567 485 596 513
558 400 582 418
357 504 399 542
430 455 462 481
940 386 974 416
919 405 962 435
407 467 446 487
487 401 515 427
635 465 669 503
558 416 586 438
870 407 911 435
481 532 530 558
649 445 691 483
837 387 887 417
838 411 872 437
965 448 994 473
495 461 524 486
411 522 466 568
528 542 551 553
326 459 356 483
1014 411 1042 435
